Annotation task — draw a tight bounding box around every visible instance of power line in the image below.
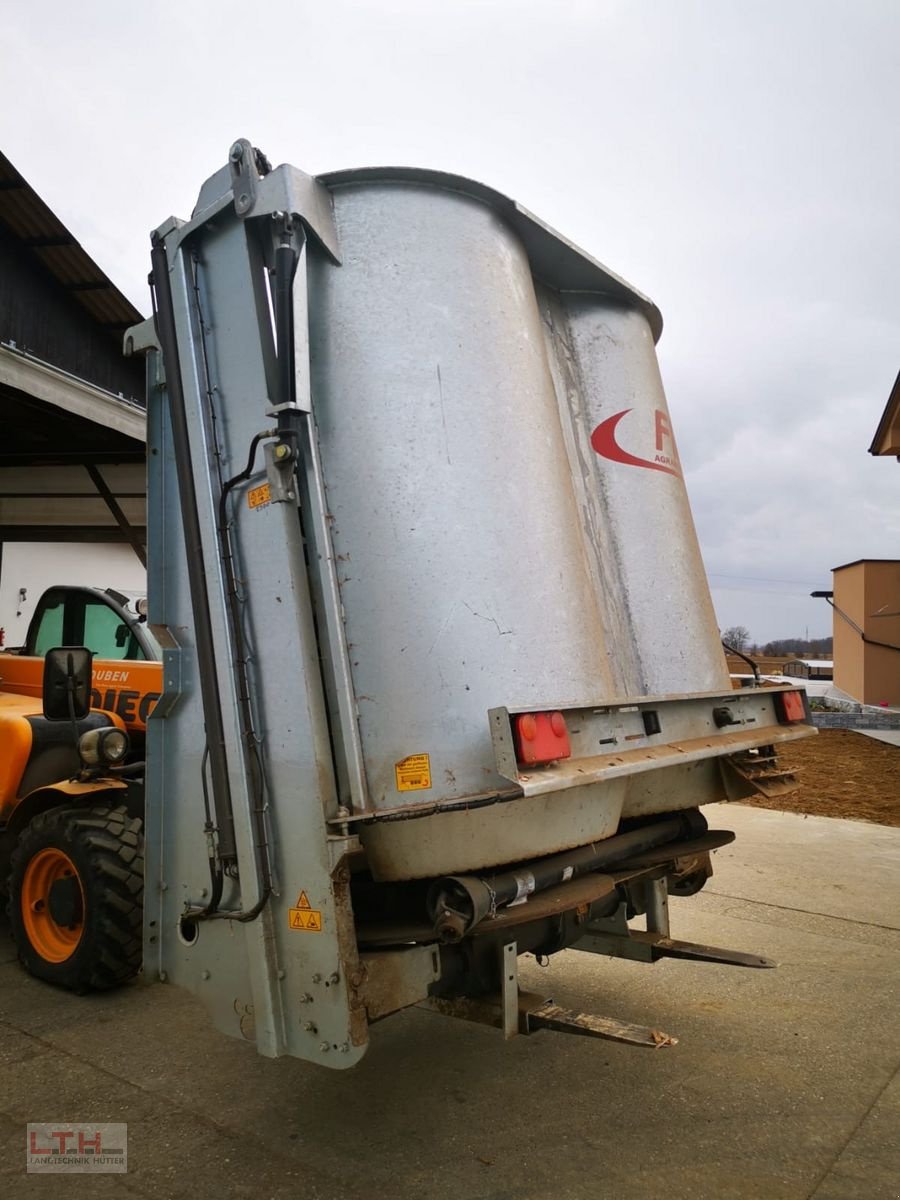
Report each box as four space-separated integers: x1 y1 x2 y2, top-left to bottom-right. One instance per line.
707 572 821 587
709 584 814 597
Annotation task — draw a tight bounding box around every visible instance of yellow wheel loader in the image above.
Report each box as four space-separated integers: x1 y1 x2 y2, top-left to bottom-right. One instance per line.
0 647 143 991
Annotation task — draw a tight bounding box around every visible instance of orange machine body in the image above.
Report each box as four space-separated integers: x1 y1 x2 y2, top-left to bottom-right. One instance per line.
0 654 162 735
0 691 128 820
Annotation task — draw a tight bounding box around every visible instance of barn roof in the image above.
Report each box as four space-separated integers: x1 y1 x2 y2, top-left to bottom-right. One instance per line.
870 368 900 457
0 150 143 336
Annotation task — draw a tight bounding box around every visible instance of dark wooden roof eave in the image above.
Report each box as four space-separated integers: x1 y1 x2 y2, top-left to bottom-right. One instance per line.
869 368 900 457
0 150 145 340
0 382 145 467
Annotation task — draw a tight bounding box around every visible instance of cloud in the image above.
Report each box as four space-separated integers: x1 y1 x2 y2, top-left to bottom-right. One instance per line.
1 0 896 647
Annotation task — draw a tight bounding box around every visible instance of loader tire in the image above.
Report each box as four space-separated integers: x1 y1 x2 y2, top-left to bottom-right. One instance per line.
7 803 143 992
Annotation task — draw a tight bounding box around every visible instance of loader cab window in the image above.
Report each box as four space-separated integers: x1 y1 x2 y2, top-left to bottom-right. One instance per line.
82 598 145 661
28 590 147 662
31 597 64 656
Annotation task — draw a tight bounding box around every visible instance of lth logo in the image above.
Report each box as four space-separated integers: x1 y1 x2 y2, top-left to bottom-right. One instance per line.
26 1122 128 1174
590 408 681 478
29 1130 103 1156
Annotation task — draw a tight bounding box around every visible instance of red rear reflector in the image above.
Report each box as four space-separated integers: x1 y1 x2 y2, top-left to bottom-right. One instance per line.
777 690 806 723
514 711 571 764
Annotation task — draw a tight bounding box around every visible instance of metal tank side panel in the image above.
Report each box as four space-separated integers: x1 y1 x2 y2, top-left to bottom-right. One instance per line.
308 181 616 811
361 752 736 880
360 779 627 880
550 297 729 696
537 287 644 698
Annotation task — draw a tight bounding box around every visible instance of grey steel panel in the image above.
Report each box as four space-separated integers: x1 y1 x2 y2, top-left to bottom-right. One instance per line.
146 209 367 1066
545 294 730 696
187 159 340 265
320 167 661 339
308 180 616 813
359 778 627 880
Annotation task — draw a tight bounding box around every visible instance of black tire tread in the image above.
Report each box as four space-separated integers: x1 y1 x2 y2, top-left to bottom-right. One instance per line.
7 802 143 991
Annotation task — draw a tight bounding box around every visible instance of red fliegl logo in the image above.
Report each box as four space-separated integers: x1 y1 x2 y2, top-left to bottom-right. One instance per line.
590 408 681 478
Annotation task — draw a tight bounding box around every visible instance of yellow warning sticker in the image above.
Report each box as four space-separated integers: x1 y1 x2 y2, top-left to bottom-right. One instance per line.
288 889 322 933
248 482 271 510
289 908 322 931
395 753 432 792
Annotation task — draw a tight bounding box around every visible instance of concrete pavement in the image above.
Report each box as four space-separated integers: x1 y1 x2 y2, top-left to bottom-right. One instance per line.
1 802 899 1199
858 728 900 747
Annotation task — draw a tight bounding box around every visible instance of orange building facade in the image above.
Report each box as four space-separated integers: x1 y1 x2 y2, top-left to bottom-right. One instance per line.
832 560 900 707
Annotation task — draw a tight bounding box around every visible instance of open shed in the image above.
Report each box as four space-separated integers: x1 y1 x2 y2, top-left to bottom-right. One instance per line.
782 659 834 681
0 149 147 640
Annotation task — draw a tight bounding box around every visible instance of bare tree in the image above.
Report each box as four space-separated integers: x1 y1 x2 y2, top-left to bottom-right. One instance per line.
722 625 751 651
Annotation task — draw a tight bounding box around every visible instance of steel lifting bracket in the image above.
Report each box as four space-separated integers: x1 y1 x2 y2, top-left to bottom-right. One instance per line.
264 439 298 505
574 902 776 970
422 931 680 1049
229 138 271 217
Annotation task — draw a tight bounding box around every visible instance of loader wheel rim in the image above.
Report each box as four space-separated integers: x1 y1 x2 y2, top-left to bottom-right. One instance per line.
20 848 85 963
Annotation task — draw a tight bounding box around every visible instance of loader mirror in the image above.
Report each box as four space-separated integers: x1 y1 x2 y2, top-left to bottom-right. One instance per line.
42 647 94 722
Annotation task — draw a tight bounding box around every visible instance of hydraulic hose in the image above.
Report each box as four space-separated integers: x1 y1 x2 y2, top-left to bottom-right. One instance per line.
150 235 237 863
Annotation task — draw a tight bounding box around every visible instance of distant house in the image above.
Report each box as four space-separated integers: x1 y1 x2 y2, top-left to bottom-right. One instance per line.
782 659 833 681
841 379 900 705
870 369 900 458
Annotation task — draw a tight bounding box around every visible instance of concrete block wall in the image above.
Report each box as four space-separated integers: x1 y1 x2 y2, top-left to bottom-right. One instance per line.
812 711 900 730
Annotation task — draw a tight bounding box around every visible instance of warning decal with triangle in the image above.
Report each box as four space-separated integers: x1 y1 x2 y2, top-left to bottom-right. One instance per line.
288 889 323 933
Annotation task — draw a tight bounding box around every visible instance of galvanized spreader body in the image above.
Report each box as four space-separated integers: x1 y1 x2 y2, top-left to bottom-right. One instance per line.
138 142 813 1068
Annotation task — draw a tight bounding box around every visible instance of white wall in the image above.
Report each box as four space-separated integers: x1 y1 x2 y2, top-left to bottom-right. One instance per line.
0 542 146 648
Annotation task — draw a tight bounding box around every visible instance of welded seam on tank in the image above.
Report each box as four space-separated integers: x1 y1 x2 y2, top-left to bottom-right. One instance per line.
331 784 523 825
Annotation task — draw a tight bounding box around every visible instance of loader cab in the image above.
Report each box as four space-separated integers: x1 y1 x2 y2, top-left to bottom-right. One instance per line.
0 587 163 744
25 586 158 663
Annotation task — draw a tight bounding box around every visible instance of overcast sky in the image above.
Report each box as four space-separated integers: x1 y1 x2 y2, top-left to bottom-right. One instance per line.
3 0 898 644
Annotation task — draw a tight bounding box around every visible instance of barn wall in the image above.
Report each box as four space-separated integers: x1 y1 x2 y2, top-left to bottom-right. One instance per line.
0 226 143 401
0 542 146 646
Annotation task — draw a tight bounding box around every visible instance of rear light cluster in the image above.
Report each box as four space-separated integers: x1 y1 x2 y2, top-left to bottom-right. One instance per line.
514 710 571 765
776 690 807 724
